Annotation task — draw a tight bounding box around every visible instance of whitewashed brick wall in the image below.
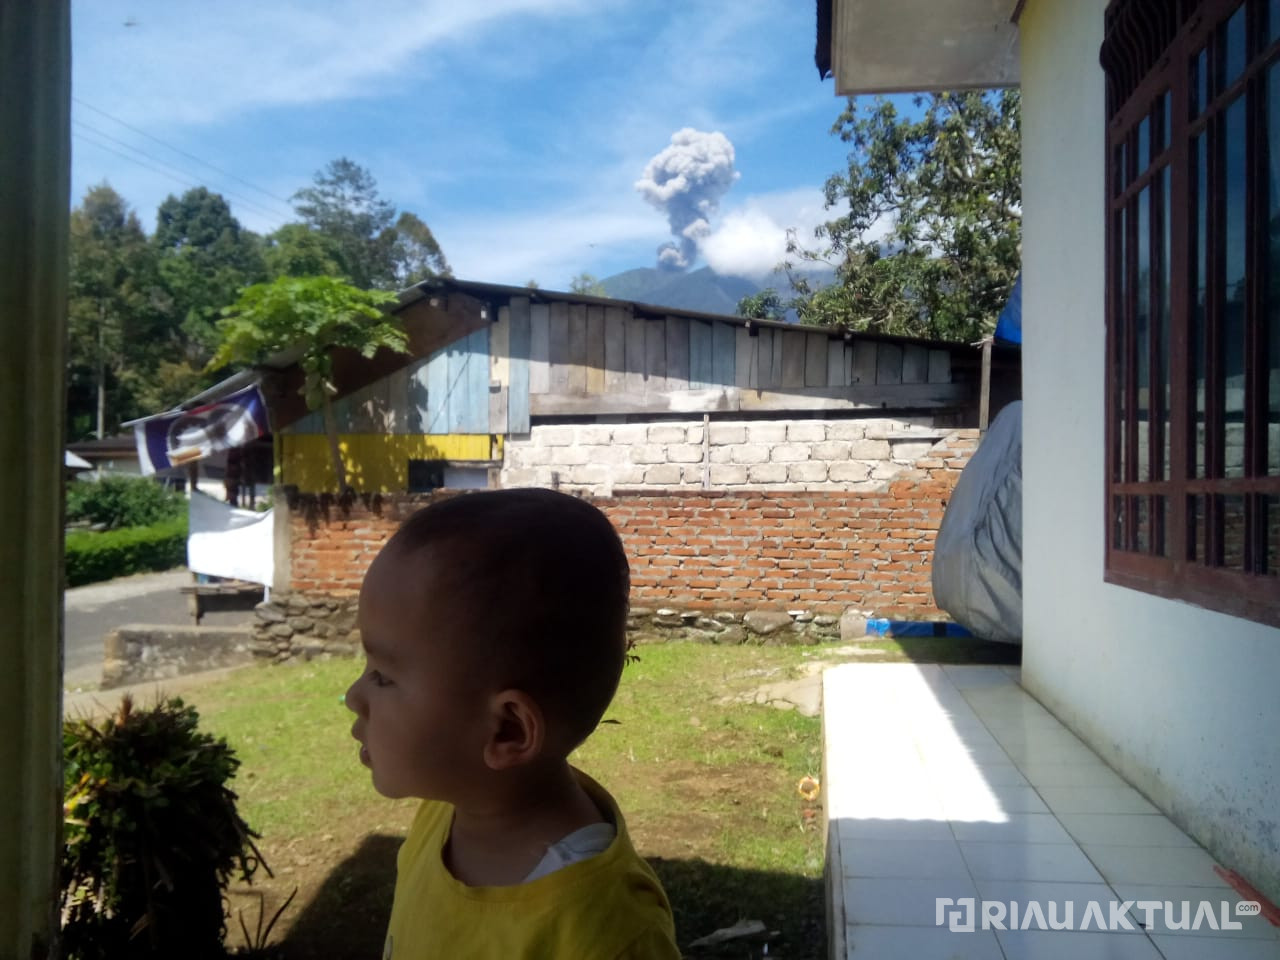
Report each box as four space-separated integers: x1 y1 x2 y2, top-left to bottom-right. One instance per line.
500 417 967 494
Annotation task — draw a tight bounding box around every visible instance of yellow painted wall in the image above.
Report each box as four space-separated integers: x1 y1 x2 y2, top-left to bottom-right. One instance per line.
281 434 499 492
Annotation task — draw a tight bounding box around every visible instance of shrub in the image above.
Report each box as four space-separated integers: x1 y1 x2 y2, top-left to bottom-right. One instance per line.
66 475 185 529
61 696 266 960
64 517 188 586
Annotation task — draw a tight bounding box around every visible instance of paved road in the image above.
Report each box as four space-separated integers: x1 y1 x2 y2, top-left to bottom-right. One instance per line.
63 569 255 690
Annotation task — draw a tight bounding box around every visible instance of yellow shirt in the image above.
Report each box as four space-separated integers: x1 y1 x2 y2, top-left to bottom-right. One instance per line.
383 772 680 959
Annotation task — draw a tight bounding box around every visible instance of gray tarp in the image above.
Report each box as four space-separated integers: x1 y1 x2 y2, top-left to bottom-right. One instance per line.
932 401 1023 643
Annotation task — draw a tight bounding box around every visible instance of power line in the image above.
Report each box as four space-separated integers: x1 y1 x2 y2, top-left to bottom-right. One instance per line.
73 118 293 222
73 127 289 228
74 130 205 194
72 120 292 226
73 119 293 224
73 96 297 209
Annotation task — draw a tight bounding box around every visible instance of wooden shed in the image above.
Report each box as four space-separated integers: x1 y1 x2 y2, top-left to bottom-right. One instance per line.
263 278 1018 494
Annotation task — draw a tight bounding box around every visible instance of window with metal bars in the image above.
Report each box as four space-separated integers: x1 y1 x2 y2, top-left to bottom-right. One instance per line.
1103 0 1280 625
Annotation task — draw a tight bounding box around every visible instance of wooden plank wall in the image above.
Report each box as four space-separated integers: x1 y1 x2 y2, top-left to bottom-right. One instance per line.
513 299 966 417
283 295 965 434
287 328 492 437
508 297 531 433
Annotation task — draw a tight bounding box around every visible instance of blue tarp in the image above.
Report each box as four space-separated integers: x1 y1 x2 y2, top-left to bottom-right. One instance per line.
994 273 1022 345
865 619 974 639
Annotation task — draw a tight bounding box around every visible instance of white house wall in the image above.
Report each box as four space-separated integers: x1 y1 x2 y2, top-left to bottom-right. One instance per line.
1021 0 1280 901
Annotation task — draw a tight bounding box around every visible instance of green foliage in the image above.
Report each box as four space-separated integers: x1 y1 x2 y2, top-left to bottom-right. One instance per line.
61 696 265 959
65 475 185 529
212 274 404 491
736 287 785 321
211 275 403 409
64 166 448 441
122 359 213 421
568 272 607 296
289 158 448 290
389 210 451 287
64 517 188 586
789 90 1021 341
66 185 168 437
261 222 344 280
153 187 267 366
66 184 268 436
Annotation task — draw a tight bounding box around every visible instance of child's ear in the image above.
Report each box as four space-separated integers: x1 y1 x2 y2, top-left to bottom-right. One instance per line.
482 690 545 770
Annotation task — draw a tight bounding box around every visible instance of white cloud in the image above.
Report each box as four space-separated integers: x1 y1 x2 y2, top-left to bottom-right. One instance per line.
700 186 898 280
72 0 591 128
699 209 790 278
699 188 831 279
434 201 667 289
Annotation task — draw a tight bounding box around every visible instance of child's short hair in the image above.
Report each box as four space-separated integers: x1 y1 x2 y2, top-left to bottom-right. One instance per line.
387 488 630 749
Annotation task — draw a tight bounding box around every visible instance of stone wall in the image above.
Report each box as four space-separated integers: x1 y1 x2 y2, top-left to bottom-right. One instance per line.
251 595 881 663
250 593 359 662
500 416 963 495
101 625 254 689
627 606 874 645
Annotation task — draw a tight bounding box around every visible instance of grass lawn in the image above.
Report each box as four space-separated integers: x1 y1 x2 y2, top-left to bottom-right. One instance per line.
179 637 1017 958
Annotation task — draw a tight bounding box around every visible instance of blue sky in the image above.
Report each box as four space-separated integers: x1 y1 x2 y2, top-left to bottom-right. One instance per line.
71 1 859 289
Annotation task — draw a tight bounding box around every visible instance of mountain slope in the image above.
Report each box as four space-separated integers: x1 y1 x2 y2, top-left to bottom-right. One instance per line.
598 266 761 316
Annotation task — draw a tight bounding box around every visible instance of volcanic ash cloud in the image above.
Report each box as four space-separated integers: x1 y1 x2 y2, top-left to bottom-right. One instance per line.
635 128 739 271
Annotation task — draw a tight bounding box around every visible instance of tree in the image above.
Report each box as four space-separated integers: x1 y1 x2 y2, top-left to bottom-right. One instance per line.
263 222 345 280
66 184 164 438
568 272 606 296
152 187 266 377
788 90 1021 341
289 158 448 291
291 158 392 289
735 288 785 321
210 276 403 491
389 211 450 287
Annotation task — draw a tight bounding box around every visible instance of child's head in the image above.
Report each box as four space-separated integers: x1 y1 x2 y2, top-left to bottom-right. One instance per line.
345 488 630 800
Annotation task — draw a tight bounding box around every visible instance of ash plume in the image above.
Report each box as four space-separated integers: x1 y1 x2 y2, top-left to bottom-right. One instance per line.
635 128 739 271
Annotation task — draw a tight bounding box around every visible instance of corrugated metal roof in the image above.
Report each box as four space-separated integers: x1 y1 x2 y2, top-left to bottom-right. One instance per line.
412 276 980 352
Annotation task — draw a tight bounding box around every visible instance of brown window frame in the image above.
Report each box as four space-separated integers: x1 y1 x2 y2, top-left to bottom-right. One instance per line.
1103 0 1280 627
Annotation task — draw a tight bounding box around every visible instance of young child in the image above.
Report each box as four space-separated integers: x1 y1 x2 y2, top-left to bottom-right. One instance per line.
345 488 680 959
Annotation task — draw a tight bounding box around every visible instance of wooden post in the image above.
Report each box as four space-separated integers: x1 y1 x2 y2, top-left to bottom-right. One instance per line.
0 0 70 955
272 485 293 596
702 413 711 490
979 336 994 433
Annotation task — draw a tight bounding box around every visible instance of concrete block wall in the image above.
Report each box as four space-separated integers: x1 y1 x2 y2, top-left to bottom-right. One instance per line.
500 417 969 494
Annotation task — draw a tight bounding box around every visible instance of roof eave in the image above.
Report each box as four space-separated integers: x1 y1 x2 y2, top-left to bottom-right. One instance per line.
822 0 1022 96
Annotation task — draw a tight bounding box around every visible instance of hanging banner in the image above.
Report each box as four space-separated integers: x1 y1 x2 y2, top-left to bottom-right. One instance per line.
187 491 275 587
133 383 269 475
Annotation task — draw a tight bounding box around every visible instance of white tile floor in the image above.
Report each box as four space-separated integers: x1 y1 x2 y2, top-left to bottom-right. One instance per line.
822 663 1280 960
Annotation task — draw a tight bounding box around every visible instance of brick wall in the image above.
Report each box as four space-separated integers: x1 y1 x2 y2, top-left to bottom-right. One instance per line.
599 482 946 616
600 468 967 617
287 429 977 616
288 500 403 595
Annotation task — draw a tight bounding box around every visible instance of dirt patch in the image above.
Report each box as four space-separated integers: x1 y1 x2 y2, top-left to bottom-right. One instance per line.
225 812 413 957
658 760 780 800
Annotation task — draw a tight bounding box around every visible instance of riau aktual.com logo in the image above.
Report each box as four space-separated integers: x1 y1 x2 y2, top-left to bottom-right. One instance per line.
936 897 1262 933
